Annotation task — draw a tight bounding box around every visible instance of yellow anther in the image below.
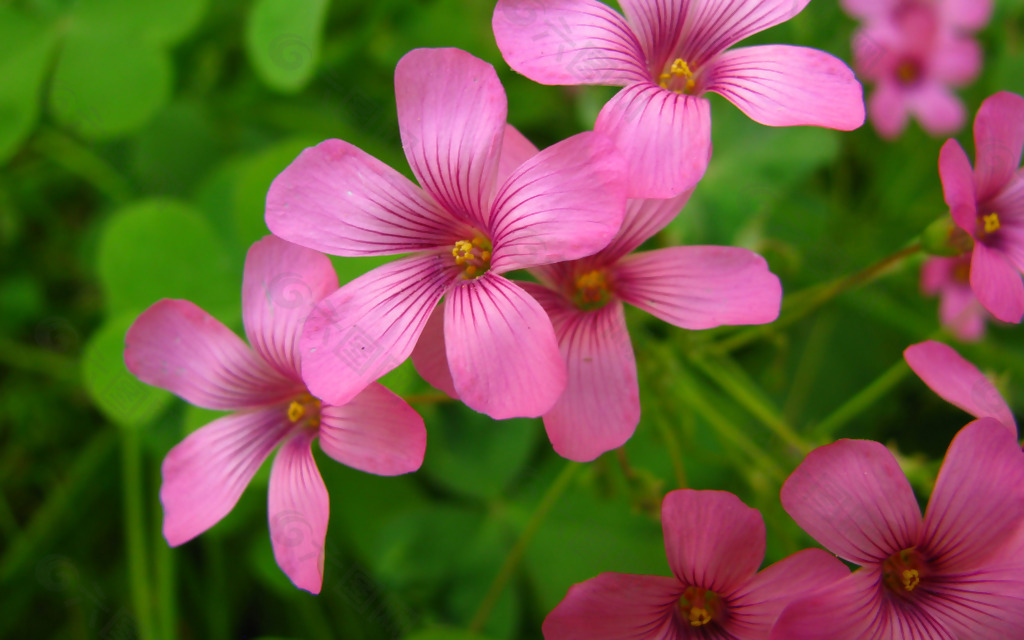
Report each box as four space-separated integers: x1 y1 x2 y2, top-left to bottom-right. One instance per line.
287 400 306 423
901 569 920 592
465 265 477 277
481 251 491 261
451 234 492 279
658 58 697 94
983 212 1001 234
689 607 711 627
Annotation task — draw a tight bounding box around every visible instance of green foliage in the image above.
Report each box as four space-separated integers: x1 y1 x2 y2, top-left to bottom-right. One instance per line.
246 0 330 93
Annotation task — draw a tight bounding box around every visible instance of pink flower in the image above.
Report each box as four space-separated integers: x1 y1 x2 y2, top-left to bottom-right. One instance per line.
124 236 426 594
904 340 1016 433
265 47 627 420
542 489 850 639
414 185 781 460
920 255 990 341
493 0 864 198
850 1 984 138
772 418 1024 639
939 91 1024 323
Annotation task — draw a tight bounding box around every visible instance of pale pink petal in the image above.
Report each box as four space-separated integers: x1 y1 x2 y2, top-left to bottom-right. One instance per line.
907 84 966 137
973 91 1024 202
489 131 627 272
970 241 1024 323
704 45 864 130
727 549 850 637
444 275 566 419
868 81 909 140
839 0 895 20
768 569 884 640
527 285 640 462
938 139 979 233
595 83 711 198
921 256 953 295
599 192 693 263
396 48 508 227
541 572 682 640
496 124 540 186
615 246 781 329
903 341 1016 431
125 299 298 411
923 418 1024 571
410 301 459 399
242 236 338 381
298 255 450 406
618 0 689 75
318 383 426 476
780 439 923 565
661 490 765 595
931 36 981 86
679 0 812 63
492 0 649 87
941 0 993 31
265 139 457 256
161 408 293 545
268 429 329 594
938 286 988 342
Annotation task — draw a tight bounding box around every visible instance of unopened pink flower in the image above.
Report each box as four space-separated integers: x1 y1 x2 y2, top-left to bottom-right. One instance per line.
543 489 849 639
266 47 627 420
772 418 1024 639
493 0 864 198
124 236 426 594
904 339 1016 433
939 91 1024 323
920 255 989 341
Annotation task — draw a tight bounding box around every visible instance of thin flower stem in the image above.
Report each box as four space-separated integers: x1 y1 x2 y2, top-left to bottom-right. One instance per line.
32 128 134 204
122 429 156 640
0 335 77 383
152 461 177 640
709 242 923 354
402 392 456 405
652 416 687 488
468 461 581 634
810 358 912 440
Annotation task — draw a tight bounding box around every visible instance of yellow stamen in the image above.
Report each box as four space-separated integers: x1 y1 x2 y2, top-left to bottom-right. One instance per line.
572 269 612 310
901 569 920 592
658 58 697 94
286 393 321 430
451 234 492 279
689 607 711 627
287 400 305 423
983 212 1001 235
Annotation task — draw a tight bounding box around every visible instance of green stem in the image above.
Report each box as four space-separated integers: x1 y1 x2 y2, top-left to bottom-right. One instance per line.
810 359 912 440
468 461 581 634
402 392 456 405
653 415 687 488
31 128 134 204
122 430 155 640
0 488 20 538
152 460 176 640
0 334 77 383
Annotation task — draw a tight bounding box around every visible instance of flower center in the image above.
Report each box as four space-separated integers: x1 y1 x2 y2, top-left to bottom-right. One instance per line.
452 235 492 279
952 258 970 284
677 586 722 627
895 58 922 85
572 269 613 310
287 393 322 430
978 212 1001 241
882 547 926 598
658 58 697 95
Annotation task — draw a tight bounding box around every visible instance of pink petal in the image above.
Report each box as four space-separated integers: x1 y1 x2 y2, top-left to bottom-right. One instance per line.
526 284 639 462
938 139 979 233
839 0 894 20
125 299 298 411
489 131 627 272
929 561 1024 639
161 408 293 546
903 340 1016 432
618 0 688 75
679 0 812 62
941 0 993 31
317 383 426 476
867 81 910 140
242 236 338 381
973 91 1024 203
444 275 566 419
492 0 649 87
938 286 988 342
907 84 966 137
704 45 864 130
298 255 450 406
921 256 953 295
410 300 459 399
615 246 781 329
923 418 1024 571
266 139 457 256
541 572 682 640
599 192 694 263
496 124 540 186
395 48 507 227
727 549 850 637
931 35 981 86
595 84 711 198
268 429 329 594
780 439 923 565
661 489 766 595
768 569 884 640
970 241 1024 323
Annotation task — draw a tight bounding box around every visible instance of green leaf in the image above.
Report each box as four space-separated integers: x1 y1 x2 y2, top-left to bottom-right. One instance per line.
245 0 329 93
0 8 59 163
96 198 238 319
404 630 495 640
70 0 207 46
81 312 172 428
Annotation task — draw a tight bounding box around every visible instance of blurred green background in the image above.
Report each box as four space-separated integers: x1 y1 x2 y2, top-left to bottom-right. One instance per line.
2 0 1024 638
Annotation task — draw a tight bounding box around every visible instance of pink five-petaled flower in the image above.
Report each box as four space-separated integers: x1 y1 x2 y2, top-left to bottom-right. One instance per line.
493 0 865 198
265 47 627 420
920 256 990 341
123 236 426 594
413 186 782 461
939 91 1024 323
904 339 1016 433
542 489 850 639
772 419 1024 639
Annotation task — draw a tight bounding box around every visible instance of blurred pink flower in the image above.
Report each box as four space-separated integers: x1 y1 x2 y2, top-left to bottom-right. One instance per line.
773 418 1024 639
266 47 627 420
543 489 849 639
920 255 989 340
939 91 1024 323
493 0 864 198
124 236 426 594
